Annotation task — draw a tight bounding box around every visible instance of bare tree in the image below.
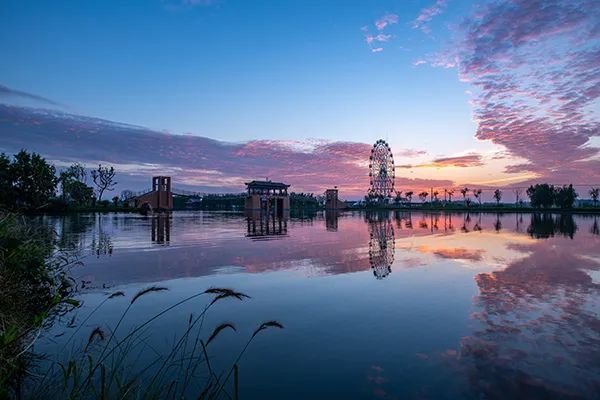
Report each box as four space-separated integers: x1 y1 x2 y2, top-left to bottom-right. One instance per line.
91 164 117 201
513 188 523 207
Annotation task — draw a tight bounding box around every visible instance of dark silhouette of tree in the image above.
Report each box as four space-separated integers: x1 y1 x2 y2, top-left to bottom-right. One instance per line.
120 190 136 201
418 191 428 203
60 163 94 206
91 164 117 201
447 188 454 203
0 153 13 207
394 190 402 206
432 190 439 202
590 187 599 207
526 184 554 208
460 187 469 207
405 191 413 207
8 150 58 210
513 188 523 207
112 196 119 206
554 184 577 209
493 189 502 206
473 189 482 205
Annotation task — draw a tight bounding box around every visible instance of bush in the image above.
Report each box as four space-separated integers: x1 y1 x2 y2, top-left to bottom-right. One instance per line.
0 212 78 397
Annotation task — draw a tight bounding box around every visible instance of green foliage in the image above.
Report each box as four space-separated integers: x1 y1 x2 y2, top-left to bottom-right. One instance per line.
527 184 555 208
60 163 95 207
289 192 319 209
493 189 502 205
0 213 77 397
554 184 578 209
0 150 58 211
526 184 578 209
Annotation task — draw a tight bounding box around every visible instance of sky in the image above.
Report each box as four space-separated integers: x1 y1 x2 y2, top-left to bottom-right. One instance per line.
0 0 598 199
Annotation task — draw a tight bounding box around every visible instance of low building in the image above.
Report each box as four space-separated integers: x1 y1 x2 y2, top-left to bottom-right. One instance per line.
245 180 290 218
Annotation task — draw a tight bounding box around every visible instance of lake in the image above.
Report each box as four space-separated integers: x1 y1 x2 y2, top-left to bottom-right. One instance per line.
31 211 600 399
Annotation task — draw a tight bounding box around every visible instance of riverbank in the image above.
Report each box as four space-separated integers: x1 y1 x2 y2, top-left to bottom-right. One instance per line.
354 205 600 214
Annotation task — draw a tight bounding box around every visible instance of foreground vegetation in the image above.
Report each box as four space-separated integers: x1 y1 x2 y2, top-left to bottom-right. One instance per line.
0 213 78 398
0 211 283 399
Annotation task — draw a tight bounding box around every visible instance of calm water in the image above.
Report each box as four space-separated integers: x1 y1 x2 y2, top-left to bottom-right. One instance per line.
33 211 600 399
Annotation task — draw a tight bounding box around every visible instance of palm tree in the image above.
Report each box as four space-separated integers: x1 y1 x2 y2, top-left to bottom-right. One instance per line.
473 189 482 206
590 187 599 207
405 191 414 207
418 191 428 203
447 189 455 204
460 187 469 207
394 190 403 206
432 190 439 202
493 189 502 206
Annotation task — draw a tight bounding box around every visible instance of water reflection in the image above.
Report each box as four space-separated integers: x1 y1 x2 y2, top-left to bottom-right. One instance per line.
151 214 171 244
246 216 288 240
462 228 600 398
366 212 395 279
325 210 339 232
527 213 577 239
32 211 600 399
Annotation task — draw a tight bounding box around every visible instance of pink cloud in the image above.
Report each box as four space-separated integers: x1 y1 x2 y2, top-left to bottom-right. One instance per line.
0 104 450 198
375 13 399 31
454 0 600 184
413 0 448 32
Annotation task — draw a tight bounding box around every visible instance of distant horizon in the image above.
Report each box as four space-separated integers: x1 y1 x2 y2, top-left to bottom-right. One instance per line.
1 0 598 200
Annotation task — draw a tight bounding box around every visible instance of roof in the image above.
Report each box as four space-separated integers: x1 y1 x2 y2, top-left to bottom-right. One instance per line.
245 180 290 189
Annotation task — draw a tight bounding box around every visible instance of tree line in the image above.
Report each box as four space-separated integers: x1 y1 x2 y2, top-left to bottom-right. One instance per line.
365 184 599 209
0 150 117 211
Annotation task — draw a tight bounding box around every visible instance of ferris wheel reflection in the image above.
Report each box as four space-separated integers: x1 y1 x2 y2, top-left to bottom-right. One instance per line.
366 212 395 279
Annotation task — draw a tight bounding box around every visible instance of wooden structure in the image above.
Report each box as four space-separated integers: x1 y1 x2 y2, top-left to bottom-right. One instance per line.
245 180 290 218
325 187 345 209
130 176 173 211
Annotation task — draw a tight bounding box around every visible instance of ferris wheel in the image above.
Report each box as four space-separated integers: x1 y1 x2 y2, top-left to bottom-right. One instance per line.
369 140 395 198
367 214 395 279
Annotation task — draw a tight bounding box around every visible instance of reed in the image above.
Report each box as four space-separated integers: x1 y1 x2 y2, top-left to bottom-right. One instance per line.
27 286 283 399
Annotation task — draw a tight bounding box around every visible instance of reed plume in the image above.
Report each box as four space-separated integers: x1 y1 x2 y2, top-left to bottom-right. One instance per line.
206 323 236 346
130 286 168 304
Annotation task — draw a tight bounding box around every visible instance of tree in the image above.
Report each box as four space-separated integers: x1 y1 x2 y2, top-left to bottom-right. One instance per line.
473 189 482 205
527 184 555 208
460 187 469 207
10 150 58 209
112 196 120 207
493 189 502 206
447 189 454 203
0 153 13 207
394 191 402 206
60 163 94 206
432 190 439 202
590 187 599 207
405 191 414 207
120 190 136 202
513 188 523 207
418 191 428 203
554 184 578 209
91 164 117 201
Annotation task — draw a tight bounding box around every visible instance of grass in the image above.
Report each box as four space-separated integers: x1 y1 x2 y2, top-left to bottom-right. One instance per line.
1 211 284 399
27 286 283 399
0 212 80 398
